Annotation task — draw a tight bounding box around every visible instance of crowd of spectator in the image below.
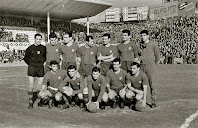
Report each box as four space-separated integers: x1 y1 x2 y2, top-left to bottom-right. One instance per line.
0 15 197 64
37 19 100 35
0 50 25 63
88 15 198 64
0 31 29 42
0 16 33 27
0 31 13 42
15 33 29 42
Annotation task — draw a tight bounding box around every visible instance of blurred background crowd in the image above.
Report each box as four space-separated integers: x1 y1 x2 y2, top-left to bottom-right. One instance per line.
0 15 197 64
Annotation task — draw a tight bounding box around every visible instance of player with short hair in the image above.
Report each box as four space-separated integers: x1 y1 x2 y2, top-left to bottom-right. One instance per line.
97 33 118 76
45 32 61 73
38 60 69 109
58 65 85 108
138 30 160 108
86 67 108 110
126 62 148 111
106 58 128 108
59 32 78 70
118 29 139 72
77 35 98 78
24 33 46 109
76 35 98 102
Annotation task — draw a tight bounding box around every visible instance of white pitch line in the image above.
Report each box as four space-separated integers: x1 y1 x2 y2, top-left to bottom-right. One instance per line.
180 110 198 128
12 84 27 91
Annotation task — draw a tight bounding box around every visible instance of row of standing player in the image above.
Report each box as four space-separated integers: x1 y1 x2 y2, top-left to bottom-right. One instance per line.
23 29 160 111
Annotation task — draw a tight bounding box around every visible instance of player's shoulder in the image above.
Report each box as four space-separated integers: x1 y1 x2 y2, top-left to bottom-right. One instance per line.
90 46 98 52
72 43 78 47
58 69 67 74
110 43 117 46
52 43 61 48
60 43 64 46
110 44 117 48
78 75 84 80
120 68 127 74
99 74 106 80
92 46 98 49
28 44 35 49
118 41 124 45
87 75 92 80
39 44 46 48
39 45 46 50
44 71 52 77
25 45 33 51
139 71 147 77
106 69 113 74
78 45 85 50
98 44 104 48
60 43 67 48
126 72 132 78
56 43 61 46
45 43 50 47
64 75 71 81
149 40 158 46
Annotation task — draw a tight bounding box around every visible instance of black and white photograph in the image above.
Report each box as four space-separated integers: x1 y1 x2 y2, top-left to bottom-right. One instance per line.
0 0 198 128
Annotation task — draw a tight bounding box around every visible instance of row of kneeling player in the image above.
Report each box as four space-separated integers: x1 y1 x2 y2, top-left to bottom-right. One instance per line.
37 59 148 112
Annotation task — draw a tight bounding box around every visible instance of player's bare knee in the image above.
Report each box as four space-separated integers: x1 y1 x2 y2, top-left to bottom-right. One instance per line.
119 88 127 99
136 94 143 101
102 92 108 102
55 92 62 101
108 90 117 100
83 87 88 95
108 94 115 100
78 93 83 100
126 90 135 99
119 91 126 99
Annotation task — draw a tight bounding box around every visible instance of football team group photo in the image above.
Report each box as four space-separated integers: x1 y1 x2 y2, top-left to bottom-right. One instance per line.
0 0 198 128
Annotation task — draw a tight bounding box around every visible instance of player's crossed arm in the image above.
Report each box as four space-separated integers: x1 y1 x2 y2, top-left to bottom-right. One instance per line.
98 53 114 62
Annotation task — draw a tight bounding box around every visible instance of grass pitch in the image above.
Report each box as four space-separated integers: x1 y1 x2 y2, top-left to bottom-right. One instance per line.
0 64 198 128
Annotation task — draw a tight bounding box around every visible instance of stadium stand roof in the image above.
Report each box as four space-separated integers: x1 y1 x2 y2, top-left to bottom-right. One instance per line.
0 0 112 20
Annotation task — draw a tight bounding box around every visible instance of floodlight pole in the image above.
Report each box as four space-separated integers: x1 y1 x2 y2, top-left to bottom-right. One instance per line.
31 15 34 26
47 11 50 44
87 16 90 35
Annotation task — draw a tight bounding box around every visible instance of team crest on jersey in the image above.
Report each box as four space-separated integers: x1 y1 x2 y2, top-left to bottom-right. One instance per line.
139 81 142 84
119 77 123 80
90 52 93 55
109 50 112 53
37 51 40 54
128 47 131 50
56 49 58 52
72 49 74 52
58 77 61 80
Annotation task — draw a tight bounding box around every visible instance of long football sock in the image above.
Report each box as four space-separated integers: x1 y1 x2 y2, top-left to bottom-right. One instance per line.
28 91 33 104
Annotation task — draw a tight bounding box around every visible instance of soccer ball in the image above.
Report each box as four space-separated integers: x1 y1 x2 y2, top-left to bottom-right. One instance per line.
87 102 98 113
135 101 145 112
